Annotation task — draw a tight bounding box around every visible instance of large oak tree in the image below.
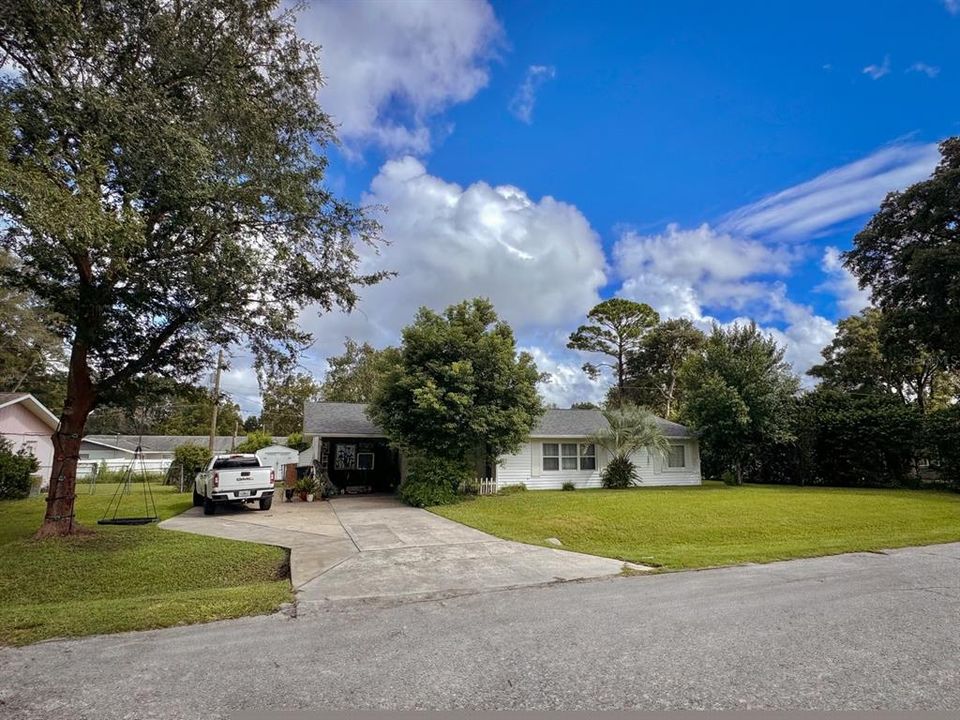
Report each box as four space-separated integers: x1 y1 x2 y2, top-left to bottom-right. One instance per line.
0 0 386 536
844 137 960 365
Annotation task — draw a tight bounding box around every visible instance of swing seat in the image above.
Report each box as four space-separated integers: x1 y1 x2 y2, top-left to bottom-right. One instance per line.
97 517 157 526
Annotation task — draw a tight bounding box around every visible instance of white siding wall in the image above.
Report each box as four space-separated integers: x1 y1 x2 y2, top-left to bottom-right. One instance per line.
497 437 701 490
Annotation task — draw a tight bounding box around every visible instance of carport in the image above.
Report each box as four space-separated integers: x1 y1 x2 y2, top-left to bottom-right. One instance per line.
303 402 403 494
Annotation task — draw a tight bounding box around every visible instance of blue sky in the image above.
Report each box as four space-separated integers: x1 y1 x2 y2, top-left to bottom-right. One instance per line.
224 0 960 410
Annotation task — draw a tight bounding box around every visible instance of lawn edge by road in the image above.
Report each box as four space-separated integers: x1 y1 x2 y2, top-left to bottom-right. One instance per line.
431 483 960 571
0 484 293 646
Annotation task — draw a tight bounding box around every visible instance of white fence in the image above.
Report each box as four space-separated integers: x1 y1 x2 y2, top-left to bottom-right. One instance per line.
476 476 498 496
76 458 174 478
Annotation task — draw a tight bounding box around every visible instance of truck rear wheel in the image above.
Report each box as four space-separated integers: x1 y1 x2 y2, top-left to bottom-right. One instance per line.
203 497 216 516
259 496 273 511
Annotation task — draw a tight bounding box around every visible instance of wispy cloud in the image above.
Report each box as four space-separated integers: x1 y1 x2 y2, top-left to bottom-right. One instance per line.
908 61 941 78
509 65 556 124
720 142 941 240
863 55 891 80
944 0 959 15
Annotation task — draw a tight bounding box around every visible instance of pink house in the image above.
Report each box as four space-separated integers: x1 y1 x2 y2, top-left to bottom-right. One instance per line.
0 393 58 488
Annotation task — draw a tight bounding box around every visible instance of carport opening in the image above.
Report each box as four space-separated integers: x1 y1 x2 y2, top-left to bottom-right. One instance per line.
318 437 400 494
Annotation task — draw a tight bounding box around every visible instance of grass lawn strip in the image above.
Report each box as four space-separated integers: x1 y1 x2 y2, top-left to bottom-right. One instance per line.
432 483 960 570
0 483 292 646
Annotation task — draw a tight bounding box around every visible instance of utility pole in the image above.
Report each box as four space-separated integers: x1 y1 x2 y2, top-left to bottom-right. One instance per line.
231 418 238 451
208 348 224 453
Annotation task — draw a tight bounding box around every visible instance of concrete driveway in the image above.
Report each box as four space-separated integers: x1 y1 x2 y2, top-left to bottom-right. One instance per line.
159 494 640 606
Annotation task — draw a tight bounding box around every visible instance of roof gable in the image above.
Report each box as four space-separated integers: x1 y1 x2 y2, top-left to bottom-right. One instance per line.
0 393 59 430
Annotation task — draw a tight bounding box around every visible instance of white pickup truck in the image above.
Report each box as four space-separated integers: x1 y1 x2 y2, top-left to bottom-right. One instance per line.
192 454 275 515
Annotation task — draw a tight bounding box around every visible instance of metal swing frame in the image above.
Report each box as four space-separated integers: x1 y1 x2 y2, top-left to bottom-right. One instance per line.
98 442 159 526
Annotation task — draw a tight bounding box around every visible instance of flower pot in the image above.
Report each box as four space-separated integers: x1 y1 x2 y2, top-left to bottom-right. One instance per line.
307 494 315 502
298 491 308 501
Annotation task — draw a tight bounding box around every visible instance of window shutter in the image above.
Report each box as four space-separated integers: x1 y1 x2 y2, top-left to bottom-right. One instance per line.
531 442 542 477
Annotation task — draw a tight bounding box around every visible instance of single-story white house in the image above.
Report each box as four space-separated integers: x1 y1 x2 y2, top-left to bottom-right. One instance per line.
0 392 58 487
302 402 701 491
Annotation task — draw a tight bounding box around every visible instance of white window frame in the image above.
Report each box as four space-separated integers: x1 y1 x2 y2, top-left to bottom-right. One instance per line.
356 451 375 471
665 443 686 470
542 442 596 472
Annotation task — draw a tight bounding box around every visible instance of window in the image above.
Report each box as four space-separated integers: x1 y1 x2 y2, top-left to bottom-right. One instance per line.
213 456 260 469
543 443 596 471
666 444 686 469
542 443 560 471
357 452 375 470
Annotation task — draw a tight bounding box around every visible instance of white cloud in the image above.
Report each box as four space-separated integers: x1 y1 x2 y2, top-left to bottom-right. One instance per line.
522 346 607 408
508 65 556 124
908 62 941 78
612 224 834 381
817 246 872 316
297 156 607 389
613 223 796 319
296 0 502 154
721 141 941 240
863 55 891 80
944 0 959 15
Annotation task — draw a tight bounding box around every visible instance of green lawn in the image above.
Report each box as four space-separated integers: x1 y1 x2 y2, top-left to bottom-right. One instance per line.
0 483 292 646
433 483 960 569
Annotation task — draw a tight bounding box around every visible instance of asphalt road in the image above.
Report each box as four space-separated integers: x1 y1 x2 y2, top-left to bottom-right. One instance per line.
2 543 959 718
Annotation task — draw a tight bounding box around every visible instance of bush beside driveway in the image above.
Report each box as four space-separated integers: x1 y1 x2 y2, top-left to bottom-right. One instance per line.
433 482 960 569
0 483 292 646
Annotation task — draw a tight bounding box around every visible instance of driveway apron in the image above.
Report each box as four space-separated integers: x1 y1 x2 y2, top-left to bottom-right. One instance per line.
159 494 643 609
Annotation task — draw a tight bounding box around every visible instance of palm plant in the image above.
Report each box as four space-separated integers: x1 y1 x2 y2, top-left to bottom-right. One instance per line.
592 403 670 488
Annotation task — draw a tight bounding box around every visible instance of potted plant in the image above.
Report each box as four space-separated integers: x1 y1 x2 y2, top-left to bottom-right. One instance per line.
294 476 317 502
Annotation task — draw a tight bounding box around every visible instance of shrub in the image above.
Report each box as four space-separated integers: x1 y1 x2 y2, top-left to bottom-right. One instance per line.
601 454 638 488
497 483 528 495
458 476 480 495
924 405 960 489
170 443 212 486
286 432 310 453
0 439 38 499
796 388 921 487
561 481 576 491
235 430 273 453
398 454 470 507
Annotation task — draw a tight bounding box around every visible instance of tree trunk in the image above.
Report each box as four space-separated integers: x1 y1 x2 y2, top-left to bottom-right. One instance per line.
36 343 96 539
665 375 676 419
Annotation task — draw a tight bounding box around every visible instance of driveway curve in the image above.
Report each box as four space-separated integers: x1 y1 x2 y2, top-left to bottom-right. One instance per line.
159 494 642 608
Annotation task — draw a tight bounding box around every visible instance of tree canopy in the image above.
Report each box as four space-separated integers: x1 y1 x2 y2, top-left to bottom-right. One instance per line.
680 323 799 483
844 137 960 365
808 308 954 413
0 0 386 536
624 318 706 419
567 298 659 405
259 372 321 435
369 298 544 473
319 339 400 403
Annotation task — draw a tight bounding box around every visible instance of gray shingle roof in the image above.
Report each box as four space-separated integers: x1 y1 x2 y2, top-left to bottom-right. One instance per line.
302 402 694 439
531 408 693 438
303 402 383 436
82 435 285 454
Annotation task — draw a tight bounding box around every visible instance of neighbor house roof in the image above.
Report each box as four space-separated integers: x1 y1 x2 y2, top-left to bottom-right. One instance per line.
82 435 285 454
302 402 695 440
0 392 59 430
